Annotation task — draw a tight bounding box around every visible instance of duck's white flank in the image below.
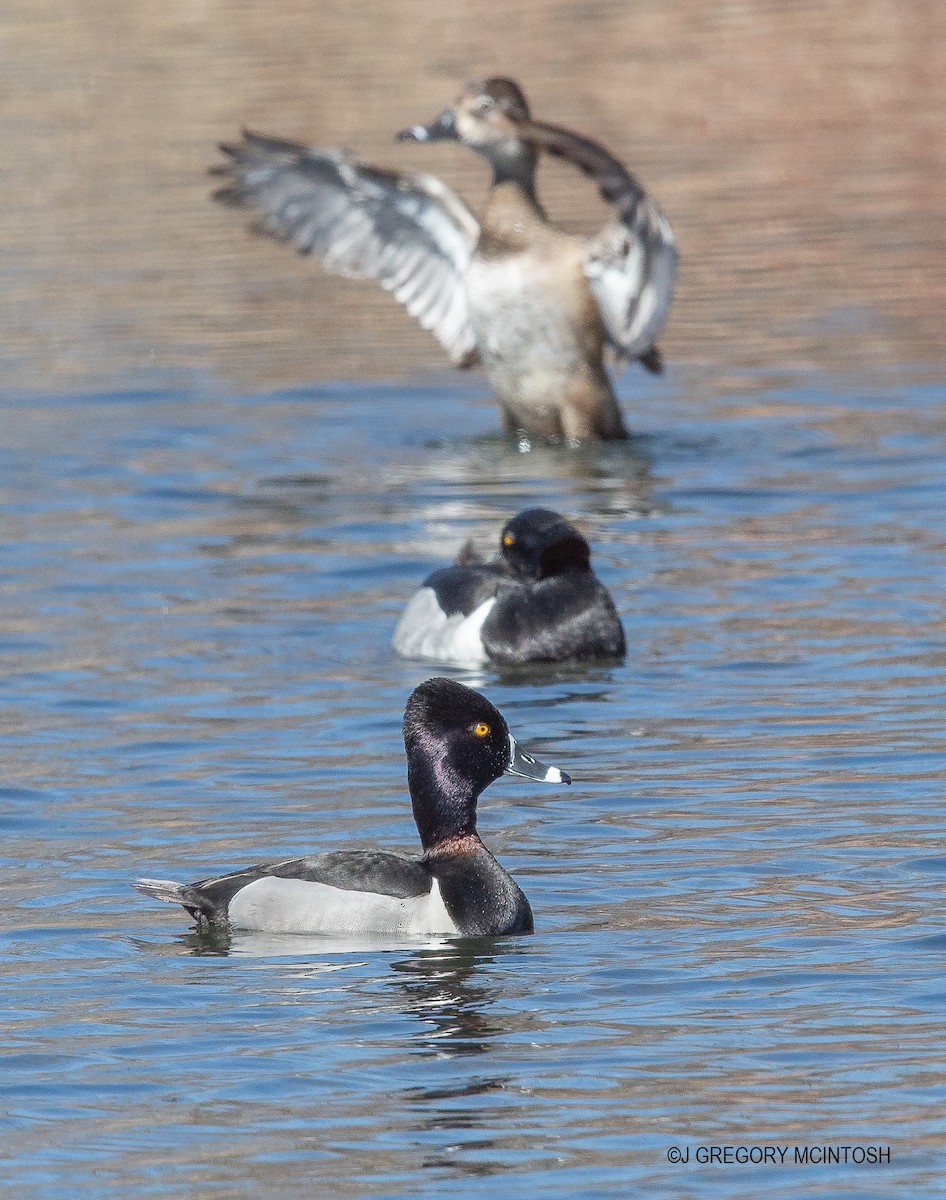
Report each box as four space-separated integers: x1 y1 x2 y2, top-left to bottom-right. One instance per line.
225 875 459 936
392 588 495 664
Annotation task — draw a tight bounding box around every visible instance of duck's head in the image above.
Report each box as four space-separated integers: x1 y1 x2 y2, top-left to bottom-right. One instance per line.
500 508 592 581
404 678 570 847
397 78 536 176
398 78 634 211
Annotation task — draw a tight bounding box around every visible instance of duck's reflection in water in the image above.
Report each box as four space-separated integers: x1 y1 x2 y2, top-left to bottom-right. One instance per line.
180 927 525 1058
390 431 660 530
387 936 520 1056
179 926 454 959
173 927 533 1169
387 938 530 1176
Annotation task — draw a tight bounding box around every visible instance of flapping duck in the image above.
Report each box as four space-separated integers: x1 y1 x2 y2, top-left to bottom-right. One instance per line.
212 77 677 443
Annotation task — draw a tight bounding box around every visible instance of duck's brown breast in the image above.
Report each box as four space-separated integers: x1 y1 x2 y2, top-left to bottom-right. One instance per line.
465 236 607 413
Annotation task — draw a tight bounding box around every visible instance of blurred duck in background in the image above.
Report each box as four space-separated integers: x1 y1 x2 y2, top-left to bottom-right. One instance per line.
393 507 626 666
212 77 676 444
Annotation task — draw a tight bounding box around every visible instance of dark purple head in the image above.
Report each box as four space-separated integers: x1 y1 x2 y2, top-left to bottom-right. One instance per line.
499 508 592 581
403 678 569 848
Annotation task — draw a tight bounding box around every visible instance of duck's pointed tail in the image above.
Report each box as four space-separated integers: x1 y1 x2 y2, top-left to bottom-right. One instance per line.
133 877 219 923
132 877 190 904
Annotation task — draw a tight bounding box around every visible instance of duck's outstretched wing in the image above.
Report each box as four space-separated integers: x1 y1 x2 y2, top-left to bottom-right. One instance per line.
211 130 481 366
584 197 677 370
517 120 678 370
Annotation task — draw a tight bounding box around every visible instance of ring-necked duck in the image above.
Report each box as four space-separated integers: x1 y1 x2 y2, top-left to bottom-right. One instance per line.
212 77 676 443
133 678 570 937
393 508 626 665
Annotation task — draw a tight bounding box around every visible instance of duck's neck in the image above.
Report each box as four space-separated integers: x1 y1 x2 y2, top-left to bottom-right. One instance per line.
408 754 479 852
485 143 543 208
480 171 547 253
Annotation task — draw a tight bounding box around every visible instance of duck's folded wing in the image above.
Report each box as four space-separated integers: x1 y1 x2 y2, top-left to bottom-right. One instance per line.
211 130 481 366
196 850 433 906
392 565 506 663
423 564 507 617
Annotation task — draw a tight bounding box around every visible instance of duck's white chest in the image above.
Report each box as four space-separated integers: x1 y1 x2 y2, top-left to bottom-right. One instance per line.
465 254 586 400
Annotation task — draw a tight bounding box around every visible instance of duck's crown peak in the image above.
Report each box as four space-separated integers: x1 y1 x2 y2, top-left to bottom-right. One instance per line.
403 678 507 754
462 77 532 122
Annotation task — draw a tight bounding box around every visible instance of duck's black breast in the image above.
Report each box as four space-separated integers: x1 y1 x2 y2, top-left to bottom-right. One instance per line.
427 843 534 936
482 573 626 664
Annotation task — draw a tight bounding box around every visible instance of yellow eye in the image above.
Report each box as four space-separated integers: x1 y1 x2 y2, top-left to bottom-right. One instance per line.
502 533 514 547
473 722 491 737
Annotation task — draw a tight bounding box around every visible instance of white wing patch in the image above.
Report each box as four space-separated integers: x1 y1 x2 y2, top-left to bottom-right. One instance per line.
226 875 458 936
392 587 495 664
585 200 678 359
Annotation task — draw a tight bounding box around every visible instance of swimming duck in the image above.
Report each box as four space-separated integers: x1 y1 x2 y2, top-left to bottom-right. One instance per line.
393 508 626 665
133 678 570 937
212 77 677 442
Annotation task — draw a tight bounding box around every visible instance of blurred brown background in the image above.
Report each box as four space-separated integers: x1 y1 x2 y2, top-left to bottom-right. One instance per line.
2 0 943 394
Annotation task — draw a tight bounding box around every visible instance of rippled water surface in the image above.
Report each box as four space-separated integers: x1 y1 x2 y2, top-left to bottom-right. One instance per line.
2 370 946 1197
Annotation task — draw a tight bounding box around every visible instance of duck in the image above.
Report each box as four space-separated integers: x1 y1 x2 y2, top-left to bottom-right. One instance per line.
211 76 677 443
132 678 570 937
393 507 626 665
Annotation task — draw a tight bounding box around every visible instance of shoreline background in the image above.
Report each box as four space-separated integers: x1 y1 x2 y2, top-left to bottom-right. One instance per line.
2 0 943 394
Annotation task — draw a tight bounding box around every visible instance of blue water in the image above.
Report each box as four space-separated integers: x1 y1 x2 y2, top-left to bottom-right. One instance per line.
1 370 945 1196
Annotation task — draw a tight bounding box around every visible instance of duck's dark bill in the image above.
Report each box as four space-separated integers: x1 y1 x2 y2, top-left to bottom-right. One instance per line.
505 736 571 785
396 109 458 143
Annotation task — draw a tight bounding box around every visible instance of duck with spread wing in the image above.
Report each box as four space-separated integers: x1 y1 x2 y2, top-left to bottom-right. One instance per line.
212 77 677 443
